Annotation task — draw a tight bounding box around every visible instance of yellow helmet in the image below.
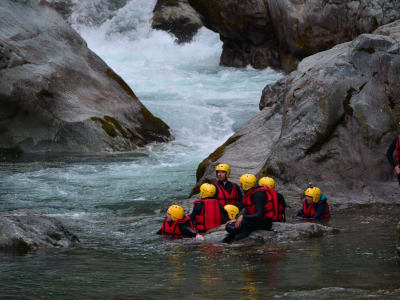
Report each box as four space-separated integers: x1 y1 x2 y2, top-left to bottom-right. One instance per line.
200 183 216 198
240 173 257 191
224 205 239 220
216 163 230 177
304 187 322 203
167 205 185 221
258 177 275 189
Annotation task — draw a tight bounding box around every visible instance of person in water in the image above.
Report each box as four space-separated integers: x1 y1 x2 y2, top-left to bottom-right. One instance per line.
158 205 204 240
258 176 286 222
190 183 229 232
296 187 330 220
386 129 400 185
214 163 243 209
223 174 273 243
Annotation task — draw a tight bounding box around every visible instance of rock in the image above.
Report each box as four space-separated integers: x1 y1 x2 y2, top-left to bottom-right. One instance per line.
194 21 400 206
152 0 203 44
204 222 338 245
397 221 400 257
0 210 79 253
0 0 171 154
188 0 400 71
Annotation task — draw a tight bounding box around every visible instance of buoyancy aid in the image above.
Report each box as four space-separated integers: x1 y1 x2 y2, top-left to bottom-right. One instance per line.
243 186 274 220
161 216 194 238
214 181 239 206
302 195 330 219
193 199 224 232
396 134 400 163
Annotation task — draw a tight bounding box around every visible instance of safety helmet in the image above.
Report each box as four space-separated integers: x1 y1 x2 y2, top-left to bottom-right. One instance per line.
200 183 216 199
304 187 322 203
167 205 184 221
224 205 239 220
216 163 230 177
240 173 257 191
258 177 275 189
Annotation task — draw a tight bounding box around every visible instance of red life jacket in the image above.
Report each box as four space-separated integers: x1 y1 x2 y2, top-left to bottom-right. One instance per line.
243 186 274 220
302 200 331 219
214 181 240 207
396 135 400 162
269 188 286 222
161 216 194 238
193 198 224 232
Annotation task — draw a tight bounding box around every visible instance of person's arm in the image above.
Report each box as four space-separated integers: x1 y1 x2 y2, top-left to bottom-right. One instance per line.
278 193 286 222
190 202 203 221
179 223 198 238
242 191 265 220
237 184 243 211
156 228 162 235
220 204 230 223
386 138 398 167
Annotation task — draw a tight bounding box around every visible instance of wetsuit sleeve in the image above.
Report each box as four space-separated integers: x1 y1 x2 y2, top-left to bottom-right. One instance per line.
190 202 203 221
312 201 328 219
236 184 243 210
179 223 198 238
386 138 398 167
278 193 286 221
243 191 265 220
220 204 229 223
156 228 162 235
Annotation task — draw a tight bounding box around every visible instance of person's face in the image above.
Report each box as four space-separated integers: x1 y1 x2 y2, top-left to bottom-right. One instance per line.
306 196 313 204
166 213 172 222
216 170 227 181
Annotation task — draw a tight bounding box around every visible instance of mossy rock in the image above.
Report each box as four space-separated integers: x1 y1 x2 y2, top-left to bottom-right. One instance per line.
91 116 117 137
105 67 138 101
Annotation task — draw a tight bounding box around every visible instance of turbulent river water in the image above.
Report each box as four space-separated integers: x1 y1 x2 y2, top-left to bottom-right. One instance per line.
1 1 400 299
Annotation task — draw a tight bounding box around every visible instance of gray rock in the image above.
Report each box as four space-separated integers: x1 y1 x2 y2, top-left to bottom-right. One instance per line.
397 221 400 257
188 0 400 71
0 210 79 252
0 0 170 154
152 0 203 44
194 21 400 206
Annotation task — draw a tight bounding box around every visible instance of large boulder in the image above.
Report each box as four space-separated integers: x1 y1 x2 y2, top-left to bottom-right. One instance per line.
194 21 400 206
0 0 170 155
0 210 79 253
188 0 400 71
152 0 203 44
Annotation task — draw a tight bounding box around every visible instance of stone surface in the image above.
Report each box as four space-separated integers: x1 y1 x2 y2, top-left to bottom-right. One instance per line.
152 0 203 44
194 21 400 206
188 0 400 71
0 210 79 252
0 0 170 154
397 221 400 257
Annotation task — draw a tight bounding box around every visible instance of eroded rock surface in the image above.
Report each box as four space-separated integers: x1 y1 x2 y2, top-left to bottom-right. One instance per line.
194 21 400 205
0 0 170 155
0 210 79 252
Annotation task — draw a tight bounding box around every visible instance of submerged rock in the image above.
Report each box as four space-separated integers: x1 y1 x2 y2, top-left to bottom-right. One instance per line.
204 222 338 245
0 0 170 154
0 210 79 252
194 21 400 206
152 0 203 44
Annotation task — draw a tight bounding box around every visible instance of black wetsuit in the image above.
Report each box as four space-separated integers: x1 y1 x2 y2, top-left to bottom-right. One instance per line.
277 192 286 222
386 136 400 184
157 222 198 238
215 180 243 210
223 189 272 243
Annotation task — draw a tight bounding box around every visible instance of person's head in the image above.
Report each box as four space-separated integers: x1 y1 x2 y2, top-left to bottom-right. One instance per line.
167 205 184 222
258 176 275 189
200 183 216 199
224 204 239 220
215 163 230 181
304 187 322 203
240 173 257 191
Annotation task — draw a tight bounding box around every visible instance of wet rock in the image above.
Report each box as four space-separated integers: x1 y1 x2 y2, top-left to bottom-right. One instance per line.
0 0 170 154
0 210 79 253
204 222 338 244
397 221 400 257
188 0 400 71
152 0 203 44
195 21 400 206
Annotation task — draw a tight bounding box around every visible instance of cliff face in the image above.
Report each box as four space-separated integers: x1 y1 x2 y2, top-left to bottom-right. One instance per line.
194 21 400 205
0 0 170 155
188 0 400 71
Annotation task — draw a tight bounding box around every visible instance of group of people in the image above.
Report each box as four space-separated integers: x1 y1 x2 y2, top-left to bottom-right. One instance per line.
158 163 330 242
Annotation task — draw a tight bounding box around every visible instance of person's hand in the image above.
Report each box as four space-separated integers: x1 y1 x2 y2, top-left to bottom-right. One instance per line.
235 215 243 229
395 165 400 175
226 219 235 225
196 234 204 241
